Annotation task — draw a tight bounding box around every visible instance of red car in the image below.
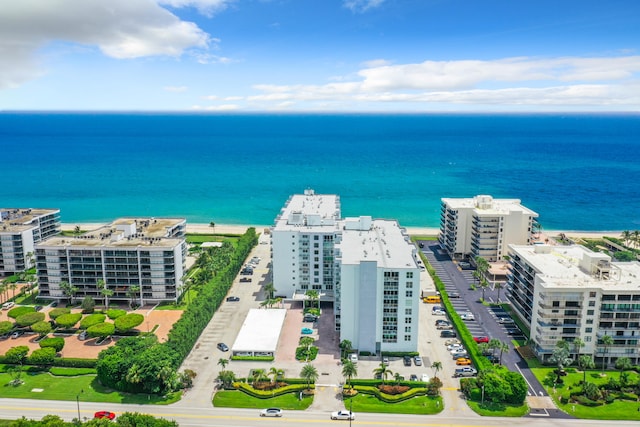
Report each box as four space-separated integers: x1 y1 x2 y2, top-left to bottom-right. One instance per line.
94 411 116 420
473 336 489 343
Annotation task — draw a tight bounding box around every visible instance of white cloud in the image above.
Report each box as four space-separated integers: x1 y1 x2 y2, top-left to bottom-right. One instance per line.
343 0 385 13
158 0 234 17
244 55 640 109
0 0 210 89
192 103 240 111
164 86 188 92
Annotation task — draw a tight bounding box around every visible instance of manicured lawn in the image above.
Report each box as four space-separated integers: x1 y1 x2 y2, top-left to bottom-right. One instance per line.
213 390 313 410
344 394 443 414
467 400 529 417
531 367 640 420
0 371 180 405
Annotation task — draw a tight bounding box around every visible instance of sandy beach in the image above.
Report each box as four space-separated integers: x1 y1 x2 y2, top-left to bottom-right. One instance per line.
60 222 622 240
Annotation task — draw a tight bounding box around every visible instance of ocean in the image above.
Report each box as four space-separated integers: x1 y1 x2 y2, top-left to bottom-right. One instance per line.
1 112 639 231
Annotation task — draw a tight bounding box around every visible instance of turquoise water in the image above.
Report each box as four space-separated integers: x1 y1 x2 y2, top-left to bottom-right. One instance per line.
1 113 639 230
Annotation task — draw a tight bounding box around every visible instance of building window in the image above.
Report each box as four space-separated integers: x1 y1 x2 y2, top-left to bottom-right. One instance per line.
587 310 594 315
552 301 560 307
404 335 411 341
589 301 595 307
314 235 319 240
585 336 592 342
406 272 413 279
406 290 413 298
589 291 596 298
585 328 593 333
405 317 412 324
405 326 411 333
406 281 413 288
405 308 412 315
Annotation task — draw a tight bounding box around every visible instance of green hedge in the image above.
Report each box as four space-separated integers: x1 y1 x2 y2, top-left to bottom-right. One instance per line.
87 322 115 337
235 382 311 398
49 367 97 376
53 358 97 368
114 313 144 332
353 384 428 403
55 313 82 328
39 337 65 352
107 309 127 319
380 351 420 357
80 313 106 329
15 312 45 327
349 379 427 389
0 321 12 335
230 355 275 362
7 306 35 319
49 307 71 319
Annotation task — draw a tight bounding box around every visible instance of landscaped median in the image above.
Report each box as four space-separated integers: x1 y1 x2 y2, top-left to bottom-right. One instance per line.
343 379 443 414
213 378 314 410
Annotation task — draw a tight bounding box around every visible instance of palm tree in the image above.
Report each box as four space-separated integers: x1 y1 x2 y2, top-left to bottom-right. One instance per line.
217 370 236 389
600 334 613 372
263 282 277 300
615 356 632 380
633 230 640 249
97 279 114 309
341 360 357 389
498 342 510 365
0 282 6 303
269 367 284 385
127 285 141 308
494 281 503 303
621 230 632 247
549 345 572 384
479 278 489 302
217 358 229 370
59 281 78 304
572 338 585 360
373 362 393 384
209 221 215 232
251 369 267 387
305 289 320 309
488 338 502 356
339 340 353 360
300 364 318 391
577 354 595 384
431 361 442 379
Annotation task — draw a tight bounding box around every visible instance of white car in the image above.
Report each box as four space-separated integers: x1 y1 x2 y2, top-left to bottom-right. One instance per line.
2 302 15 310
260 408 283 417
498 317 514 324
421 374 430 382
444 338 461 346
460 313 475 321
446 343 464 351
349 353 358 364
331 410 355 420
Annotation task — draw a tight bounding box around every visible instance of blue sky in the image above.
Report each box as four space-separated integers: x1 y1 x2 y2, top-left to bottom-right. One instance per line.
1 0 639 112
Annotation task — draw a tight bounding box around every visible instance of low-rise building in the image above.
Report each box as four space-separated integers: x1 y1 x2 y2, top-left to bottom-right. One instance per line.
506 243 640 366
0 208 60 275
36 217 186 304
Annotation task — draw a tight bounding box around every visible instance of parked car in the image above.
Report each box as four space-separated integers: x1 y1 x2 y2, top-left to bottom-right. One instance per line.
226 296 240 302
239 277 252 283
409 374 418 381
301 327 314 334
486 355 500 363
498 317 515 324
435 319 449 326
78 330 88 341
349 353 358 364
444 338 461 346
473 336 489 343
440 330 457 338
506 328 522 336
421 374 430 382
414 356 423 366
436 323 453 330
454 367 478 377
446 343 464 351
449 292 460 298
451 350 468 359
217 342 229 352
432 309 446 315
403 355 412 366
2 302 15 310
459 262 473 270
10 330 24 339
94 411 116 420
456 358 472 366
260 408 283 417
34 305 43 312
50 301 58 307
303 314 318 322
382 356 389 366
331 410 355 420
460 313 475 321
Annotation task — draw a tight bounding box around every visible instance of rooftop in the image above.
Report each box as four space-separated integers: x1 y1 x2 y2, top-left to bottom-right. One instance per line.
0 208 60 233
232 308 287 353
337 217 419 269
273 188 341 232
38 217 185 248
510 244 640 291
442 195 538 217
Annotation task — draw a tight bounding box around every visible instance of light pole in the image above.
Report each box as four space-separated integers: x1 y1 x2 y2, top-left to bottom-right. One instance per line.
349 395 353 427
481 384 485 405
76 389 84 421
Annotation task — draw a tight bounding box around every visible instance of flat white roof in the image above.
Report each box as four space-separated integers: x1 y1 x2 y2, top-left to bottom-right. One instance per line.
337 219 419 269
510 244 640 291
232 308 287 353
442 195 538 217
273 189 341 232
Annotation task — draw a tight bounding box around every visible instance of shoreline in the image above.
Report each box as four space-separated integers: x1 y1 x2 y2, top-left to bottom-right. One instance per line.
60 222 624 239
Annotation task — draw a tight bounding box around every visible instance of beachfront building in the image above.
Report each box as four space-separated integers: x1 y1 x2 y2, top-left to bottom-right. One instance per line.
439 195 539 262
271 190 421 353
0 208 61 275
36 217 186 305
335 216 420 353
506 244 640 366
271 189 341 300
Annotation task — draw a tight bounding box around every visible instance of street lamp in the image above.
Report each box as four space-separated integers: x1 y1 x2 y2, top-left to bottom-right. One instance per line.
76 389 84 421
481 384 485 405
349 395 353 427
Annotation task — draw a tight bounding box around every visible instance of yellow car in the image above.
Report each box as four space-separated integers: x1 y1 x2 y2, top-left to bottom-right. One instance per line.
456 358 472 366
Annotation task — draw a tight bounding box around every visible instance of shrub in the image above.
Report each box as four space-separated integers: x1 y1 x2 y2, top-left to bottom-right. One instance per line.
39 337 65 352
5 346 30 364
114 313 144 332
81 296 95 313
55 313 82 328
7 306 35 319
50 367 97 376
378 384 410 395
28 347 57 365
87 322 115 337
80 313 106 329
15 312 45 327
54 358 97 368
295 345 319 361
0 321 13 335
49 308 71 320
31 321 52 336
107 309 126 319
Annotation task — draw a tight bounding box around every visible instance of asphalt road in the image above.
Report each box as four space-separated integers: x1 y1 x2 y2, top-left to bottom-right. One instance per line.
0 398 631 427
